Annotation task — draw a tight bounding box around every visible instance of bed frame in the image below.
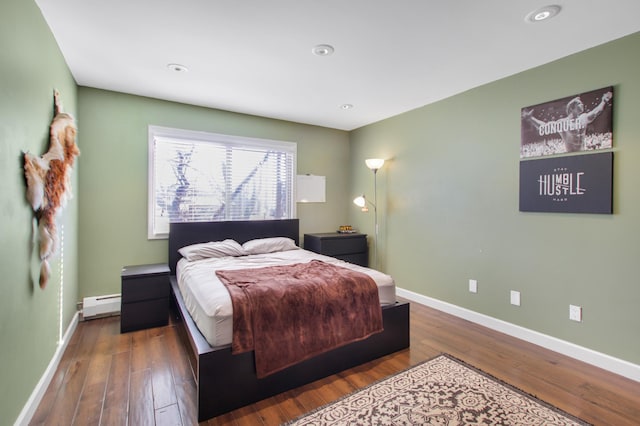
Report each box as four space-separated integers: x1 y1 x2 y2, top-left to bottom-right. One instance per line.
168 219 410 421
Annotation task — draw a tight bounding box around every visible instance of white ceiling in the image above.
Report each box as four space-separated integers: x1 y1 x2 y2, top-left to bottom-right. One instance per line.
36 0 640 131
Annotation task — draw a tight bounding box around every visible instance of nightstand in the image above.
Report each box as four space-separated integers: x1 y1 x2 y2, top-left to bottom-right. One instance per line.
304 232 368 267
120 263 170 333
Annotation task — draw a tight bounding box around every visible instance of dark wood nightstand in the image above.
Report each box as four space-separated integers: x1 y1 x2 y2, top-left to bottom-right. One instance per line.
120 263 170 333
304 232 368 267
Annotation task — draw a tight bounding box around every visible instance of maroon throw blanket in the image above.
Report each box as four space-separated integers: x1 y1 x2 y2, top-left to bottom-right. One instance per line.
216 260 383 378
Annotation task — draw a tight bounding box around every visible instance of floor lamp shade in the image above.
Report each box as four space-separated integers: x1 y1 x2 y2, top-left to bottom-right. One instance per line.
365 158 385 171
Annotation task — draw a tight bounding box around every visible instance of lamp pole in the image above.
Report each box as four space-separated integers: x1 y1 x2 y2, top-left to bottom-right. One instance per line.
372 167 379 269
361 158 384 270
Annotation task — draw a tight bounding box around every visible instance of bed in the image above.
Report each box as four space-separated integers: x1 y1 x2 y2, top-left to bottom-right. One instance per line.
168 219 410 421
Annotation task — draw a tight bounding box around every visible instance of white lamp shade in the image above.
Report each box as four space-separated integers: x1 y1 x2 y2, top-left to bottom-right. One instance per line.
353 195 366 207
296 175 326 202
365 158 385 170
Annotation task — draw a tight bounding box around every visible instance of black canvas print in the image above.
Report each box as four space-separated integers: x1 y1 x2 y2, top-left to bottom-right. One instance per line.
519 152 613 214
521 87 613 158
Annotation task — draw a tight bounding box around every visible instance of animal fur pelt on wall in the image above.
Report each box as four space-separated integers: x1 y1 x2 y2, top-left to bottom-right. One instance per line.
24 90 80 289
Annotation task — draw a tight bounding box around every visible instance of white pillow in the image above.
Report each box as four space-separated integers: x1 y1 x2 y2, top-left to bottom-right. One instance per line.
242 237 298 255
178 239 246 261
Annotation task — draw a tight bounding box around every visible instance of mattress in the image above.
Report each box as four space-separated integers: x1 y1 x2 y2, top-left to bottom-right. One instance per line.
176 248 396 348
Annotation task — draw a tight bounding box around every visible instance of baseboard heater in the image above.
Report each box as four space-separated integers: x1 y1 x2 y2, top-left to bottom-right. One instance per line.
82 294 121 319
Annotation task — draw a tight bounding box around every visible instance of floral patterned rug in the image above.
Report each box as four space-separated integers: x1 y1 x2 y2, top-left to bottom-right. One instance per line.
285 354 590 425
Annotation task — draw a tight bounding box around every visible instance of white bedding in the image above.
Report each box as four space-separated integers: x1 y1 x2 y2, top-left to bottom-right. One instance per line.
176 247 396 348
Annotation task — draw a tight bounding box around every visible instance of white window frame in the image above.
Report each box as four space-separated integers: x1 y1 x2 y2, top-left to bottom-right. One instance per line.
148 125 297 239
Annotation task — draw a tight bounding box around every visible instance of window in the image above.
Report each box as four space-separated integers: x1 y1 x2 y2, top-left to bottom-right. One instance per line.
148 126 296 239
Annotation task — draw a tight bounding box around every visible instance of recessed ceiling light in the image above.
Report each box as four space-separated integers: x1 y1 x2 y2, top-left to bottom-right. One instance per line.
526 5 561 23
340 104 353 110
167 63 189 72
312 44 334 57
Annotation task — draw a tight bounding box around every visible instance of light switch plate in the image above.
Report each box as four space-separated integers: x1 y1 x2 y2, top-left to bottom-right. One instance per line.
570 304 582 322
510 290 521 306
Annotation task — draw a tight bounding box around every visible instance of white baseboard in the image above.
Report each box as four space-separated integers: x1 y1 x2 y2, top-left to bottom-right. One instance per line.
14 311 80 426
397 287 640 383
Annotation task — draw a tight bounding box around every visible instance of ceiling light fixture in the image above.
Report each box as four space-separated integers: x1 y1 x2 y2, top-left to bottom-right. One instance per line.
167 63 189 72
526 5 561 23
340 104 353 110
312 44 334 56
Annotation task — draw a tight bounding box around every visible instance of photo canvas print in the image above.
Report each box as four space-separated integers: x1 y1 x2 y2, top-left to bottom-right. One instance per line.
520 87 613 158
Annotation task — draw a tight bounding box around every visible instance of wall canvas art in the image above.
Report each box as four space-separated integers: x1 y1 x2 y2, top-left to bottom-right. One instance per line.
520 87 613 158
519 152 613 214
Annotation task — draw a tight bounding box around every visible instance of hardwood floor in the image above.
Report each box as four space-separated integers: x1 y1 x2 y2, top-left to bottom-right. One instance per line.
31 300 640 425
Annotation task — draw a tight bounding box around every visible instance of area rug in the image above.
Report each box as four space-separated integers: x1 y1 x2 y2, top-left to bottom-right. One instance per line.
285 354 590 425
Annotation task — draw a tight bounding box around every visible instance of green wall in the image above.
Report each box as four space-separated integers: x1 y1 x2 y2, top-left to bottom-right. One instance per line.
3 0 639 421
0 0 79 423
350 32 640 365
77 88 350 299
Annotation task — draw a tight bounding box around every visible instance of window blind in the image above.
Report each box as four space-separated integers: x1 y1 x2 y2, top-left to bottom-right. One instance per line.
148 126 296 238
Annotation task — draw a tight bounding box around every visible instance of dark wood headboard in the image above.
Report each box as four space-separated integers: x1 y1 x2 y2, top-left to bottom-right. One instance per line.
168 219 300 274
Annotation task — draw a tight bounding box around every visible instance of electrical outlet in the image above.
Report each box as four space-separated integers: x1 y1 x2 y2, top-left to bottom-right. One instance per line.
569 304 582 322
469 279 478 293
510 290 521 306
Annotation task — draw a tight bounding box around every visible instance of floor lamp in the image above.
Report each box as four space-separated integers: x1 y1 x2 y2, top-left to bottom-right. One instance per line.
353 158 384 269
